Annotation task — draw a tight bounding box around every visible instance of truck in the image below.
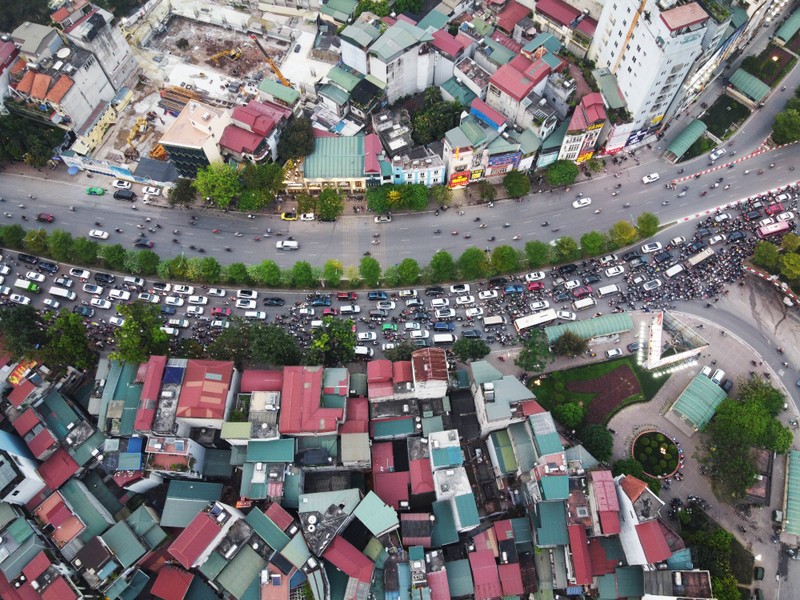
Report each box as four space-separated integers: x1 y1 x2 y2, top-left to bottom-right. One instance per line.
14 278 41 294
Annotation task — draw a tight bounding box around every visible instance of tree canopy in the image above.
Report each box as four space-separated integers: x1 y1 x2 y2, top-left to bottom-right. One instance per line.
41 310 97 373
636 212 660 238
581 424 614 462
0 305 45 359
277 117 315 161
411 97 463 145
111 301 170 364
551 331 588 357
239 162 285 211
772 108 800 145
0 113 64 167
167 179 196 207
317 189 345 221
452 338 491 363
514 329 552 373
502 171 531 198
193 163 242 209
367 184 429 213
545 160 579 187
306 316 357 366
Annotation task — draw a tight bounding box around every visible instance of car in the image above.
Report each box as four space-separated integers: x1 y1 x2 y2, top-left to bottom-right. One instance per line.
236 299 256 309
711 368 726 385
757 217 775 227
211 320 230 329
86 187 105 195
450 284 470 293
632 274 646 286
557 264 578 275
376 300 396 310
134 239 155 248
188 295 208 305
235 289 257 300
294 44 302 53
430 298 449 308
381 323 397 332
405 298 423 308
187 306 205 316
264 297 286 306
374 214 392 223
82 283 104 295
721 379 733 393
337 292 358 301
138 292 160 303
488 277 508 288
653 251 672 264
382 343 396 351
599 254 618 266
90 298 112 310
605 266 625 277
554 291 572 302
572 286 593 299
89 230 109 240
165 296 184 306
72 304 93 317
425 286 445 297
410 330 430 339
0 286 10 296
465 307 484 318
462 329 482 338
642 279 662 291
642 173 660 184
688 241 706 253
527 281 545 292
367 291 388 301
280 212 298 221
142 186 160 196
310 296 331 307
478 290 498 300
433 322 456 332
557 310 576 321
563 279 581 290
530 300 550 311
714 213 730 223
109 289 131 301
357 332 377 341
669 236 686 246
765 203 784 216
43 298 60 309
0 266 10 276
729 230 747 242
413 338 432 348
173 285 194 295
18 253 38 266
207 287 226 297
572 197 592 208
212 307 232 317
70 268 91 280
629 257 647 269
504 284 524 294
54 276 73 288
622 251 641 262
300 213 315 221
455 295 475 306
606 348 623 358
525 271 546 282
777 211 795 222
744 210 761 221
109 316 125 327
435 308 456 319
35 213 54 223
708 234 727 245
25 271 45 283
641 242 662 253
627 341 642 353
112 179 132 189
367 308 386 319
709 148 727 161
404 322 421 331
35 261 57 275
151 282 170 293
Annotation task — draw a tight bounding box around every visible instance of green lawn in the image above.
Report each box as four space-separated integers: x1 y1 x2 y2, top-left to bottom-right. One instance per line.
682 136 715 161
703 96 750 139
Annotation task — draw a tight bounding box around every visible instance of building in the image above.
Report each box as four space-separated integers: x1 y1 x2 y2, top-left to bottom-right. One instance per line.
532 0 599 58
219 100 291 163
159 101 230 178
369 21 435 103
0 430 46 505
0 40 20 114
558 92 607 162
468 361 533 437
485 55 559 134
340 20 382 76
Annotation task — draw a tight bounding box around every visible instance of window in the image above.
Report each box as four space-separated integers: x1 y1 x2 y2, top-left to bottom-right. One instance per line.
11 490 19 497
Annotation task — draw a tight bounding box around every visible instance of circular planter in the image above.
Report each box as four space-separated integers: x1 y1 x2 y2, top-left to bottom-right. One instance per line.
631 430 680 478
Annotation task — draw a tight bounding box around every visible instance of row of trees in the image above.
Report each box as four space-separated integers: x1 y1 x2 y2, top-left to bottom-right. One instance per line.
0 113 65 168
752 233 800 282
192 162 285 211
771 85 800 145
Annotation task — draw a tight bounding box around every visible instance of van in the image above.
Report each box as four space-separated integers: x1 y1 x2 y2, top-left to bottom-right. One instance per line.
573 297 597 311
340 304 361 314
433 333 457 345
665 264 685 278
368 309 388 319
113 189 136 201
309 319 324 329
700 366 712 378
354 346 374 358
597 284 620 298
433 322 455 332
754 567 764 581
711 368 725 385
159 326 179 336
275 240 299 250
13 278 40 294
245 311 267 320
123 276 145 289
48 286 76 301
483 315 506 327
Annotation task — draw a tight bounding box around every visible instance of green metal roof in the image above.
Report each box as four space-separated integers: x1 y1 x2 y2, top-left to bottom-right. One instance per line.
417 9 449 31
364 73 386 90
246 438 295 463
216 545 266 600
353 491 399 536
729 68 771 102
161 480 221 528
221 422 251 440
326 66 363 93
786 450 800 536
470 360 502 385
245 507 291 551
432 446 463 468
540 475 569 500
0 531 47 580
564 444 599 470
490 429 518 474
70 429 107 467
340 22 381 49
541 51 562 70
320 0 358 22
522 32 562 55
239 462 268 500
454 493 480 529
371 21 433 63
592 67 627 110
460 115 492 146
486 136 519 154
126 505 166 549
304 135 366 179
117 452 141 470
482 37 516 66
776 9 800 42
107 568 150 600
199 550 227 579
616 566 644 597
516 127 543 155
431 500 459 546
470 17 494 36
6 517 32 544
282 467 302 509
508 422 536 472
445 559 474 597
545 313 634 344
441 77 478 106
0 503 16 530
665 119 707 160
298 488 361 514
102 521 146 568
421 415 444 436
511 517 533 545
670 374 728 431
528 412 562 458
597 573 617 599
230 444 247 465
258 79 300 104
60 479 115 542
280 533 312 569
203 448 233 478
373 417 415 438
319 83 350 107
535 501 568 546
349 372 367 396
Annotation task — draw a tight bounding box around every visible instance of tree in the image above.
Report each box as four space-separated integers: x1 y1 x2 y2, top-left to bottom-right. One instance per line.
382 265 400 287
295 192 316 215
584 157 604 173
322 259 343 286
128 249 160 275
0 305 45 359
545 160 579 187
552 403 585 429
384 341 416 361
477 180 497 203
608 220 639 248
457 247 490 280
306 316 357 366
772 108 800 145
41 310 97 373
240 162 285 210
278 117 315 161
0 113 63 167
781 252 800 280
782 232 800 253
290 261 316 288
193 163 242 209
581 424 613 462
354 0 390 19
580 231 607 256
360 256 382 287
23 228 48 255
47 230 75 262
525 240 551 268
612 458 661 494
738 375 786 416
208 318 251 369
452 338 491 362
167 179 196 207
429 185 452 206
188 256 222 283
0 1 51 39
752 241 779 270
250 324 302 366
394 0 423 14
503 171 531 198
111 301 170 364
428 250 456 283
72 237 99 265
396 258 420 285
0 224 26 249
491 245 520 274
411 100 464 145
552 236 580 263
225 262 251 285
423 86 443 108
514 329 552 373
551 331 589 356
636 212 660 238
317 189 344 221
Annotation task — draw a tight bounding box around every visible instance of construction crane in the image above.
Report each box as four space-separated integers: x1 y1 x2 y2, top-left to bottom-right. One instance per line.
249 34 292 89
210 47 242 64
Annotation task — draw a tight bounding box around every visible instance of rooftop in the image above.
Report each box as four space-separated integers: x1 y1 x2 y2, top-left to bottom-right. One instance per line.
661 2 709 31
160 102 228 150
169 509 225 569
278 367 344 435
370 20 433 63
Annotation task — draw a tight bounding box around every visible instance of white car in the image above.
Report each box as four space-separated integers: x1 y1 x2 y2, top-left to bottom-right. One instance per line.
708 234 726 245
714 213 730 223
606 348 623 358
70 268 91 280
109 289 131 301
404 322 421 330
300 213 315 221
0 266 11 276
478 290 498 300
643 279 663 291
382 343 396 351
89 230 109 240
430 298 449 308
557 310 576 321
599 254 618 266
525 271 545 282
236 289 258 299
208 288 226 297
43 298 60 310
112 179 132 189
187 306 205 316
709 148 727 161
398 289 417 298
236 299 256 309
90 298 112 310
410 330 430 339
465 307 484 318
572 197 592 209
758 217 775 228
435 308 456 319
530 300 550 311
455 295 475 306
450 284 470 293
641 242 662 253
211 320 230 329
109 316 125 327
605 266 625 277
165 296 184 306
376 301 396 310
10 294 30 305
563 279 581 290
374 215 392 223
777 211 795 222
172 285 194 295
142 186 160 196
670 236 686 246
357 332 377 341
83 284 104 295
641 173 660 184
188 295 208 305
138 292 160 304
25 271 45 283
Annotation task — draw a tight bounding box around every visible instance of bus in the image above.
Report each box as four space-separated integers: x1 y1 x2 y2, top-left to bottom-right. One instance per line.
756 221 791 239
514 309 557 333
685 247 715 268
48 286 76 301
573 297 597 311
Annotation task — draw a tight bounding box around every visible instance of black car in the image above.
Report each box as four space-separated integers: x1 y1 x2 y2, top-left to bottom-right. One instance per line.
622 251 641 262
627 341 642 353
557 264 577 275
689 241 706 253
696 227 712 238
744 210 761 221
134 239 154 248
629 257 647 269
729 231 747 242
584 274 601 285
721 379 733 393
425 286 445 297
263 297 285 306
462 329 482 338
367 291 388 301
72 305 95 318
38 260 59 274
18 253 38 265
160 306 177 315
554 291 571 302
310 296 331 307
488 277 508 288
654 251 672 264
94 272 116 284
412 311 430 321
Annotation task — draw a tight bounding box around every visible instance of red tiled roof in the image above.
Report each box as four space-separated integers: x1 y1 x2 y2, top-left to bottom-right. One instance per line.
9 57 27 76
169 512 221 569
489 64 535 102
367 359 392 383
493 519 514 541
364 133 381 174
469 550 502 600
40 577 77 600
411 348 448 382
22 550 50 580
567 524 593 584
410 459 435 496
135 355 167 432
313 128 337 138
45 75 73 103
322 536 374 583
30 73 52 100
588 538 618 576
371 442 394 474
245 99 292 122
498 1 530 33
219 124 265 155
498 562 524 596
373 470 410 508
636 521 672 563
45 501 73 528
231 105 276 136
37 448 79 491
535 0 580 27
51 7 71 22
340 395 368 434
582 92 607 123
428 569 451 600
12 408 40 436
278 366 343 435
490 31 522 54
431 30 467 59
392 361 412 383
240 369 283 393
150 565 194 600
8 379 36 408
28 428 57 459
396 14 417 24
471 98 507 128
520 400 546 415
591 470 620 535
265 502 294 531
576 16 597 36
383 16 397 26
368 381 393 400
620 475 648 502
176 360 234 420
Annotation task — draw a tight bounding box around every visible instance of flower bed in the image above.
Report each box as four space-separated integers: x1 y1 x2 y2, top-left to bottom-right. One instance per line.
631 430 680 478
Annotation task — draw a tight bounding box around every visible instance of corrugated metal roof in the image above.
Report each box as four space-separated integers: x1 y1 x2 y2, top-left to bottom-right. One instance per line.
370 21 432 63
372 417 416 438
303 135 366 180
245 507 291 552
729 68 770 102
540 475 569 500
490 429 518 474
340 22 381 48
454 493 480 529
786 450 800 536
326 66 362 92
101 521 146 568
353 491 399 536
545 313 634 344
670 374 727 430
431 500 459 546
665 119 708 160
441 77 478 106
535 501 568 546
445 559 474 597
258 79 300 104
279 533 312 569
216 545 266 600
246 438 295 463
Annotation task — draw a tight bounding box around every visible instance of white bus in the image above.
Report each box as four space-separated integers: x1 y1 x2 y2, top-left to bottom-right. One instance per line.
513 309 557 333
685 247 715 268
665 264 685 278
573 297 597 311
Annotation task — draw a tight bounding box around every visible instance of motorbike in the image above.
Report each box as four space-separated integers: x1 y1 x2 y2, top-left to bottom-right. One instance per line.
551 227 561 232
451 231 458 236
724 184 731 190
594 209 601 214
541 221 549 226
677 192 686 197
234 232 243 237
701 191 708 196
503 223 510 228
488 236 496 242
433 229 441 235
211 229 221 234
512 235 521 240
473 217 481 222
479 223 487 228
623 203 631 208
464 233 471 239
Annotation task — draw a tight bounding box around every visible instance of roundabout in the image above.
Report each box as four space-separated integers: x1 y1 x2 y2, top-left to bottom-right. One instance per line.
631 430 682 479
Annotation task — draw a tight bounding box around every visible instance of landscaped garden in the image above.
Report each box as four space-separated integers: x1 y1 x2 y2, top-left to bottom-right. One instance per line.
682 135 716 161
741 44 797 88
702 96 750 139
632 430 680 478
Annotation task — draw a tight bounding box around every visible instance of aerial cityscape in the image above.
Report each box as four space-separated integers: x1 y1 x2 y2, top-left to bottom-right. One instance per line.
0 0 798 598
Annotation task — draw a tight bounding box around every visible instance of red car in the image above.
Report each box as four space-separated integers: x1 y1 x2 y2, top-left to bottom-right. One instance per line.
527 281 545 292
35 213 55 223
571 286 593 299
765 203 784 216
212 307 232 317
337 292 358 301
323 308 339 316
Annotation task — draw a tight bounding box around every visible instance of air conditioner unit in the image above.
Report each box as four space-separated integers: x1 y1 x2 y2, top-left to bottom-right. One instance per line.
255 462 264 471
